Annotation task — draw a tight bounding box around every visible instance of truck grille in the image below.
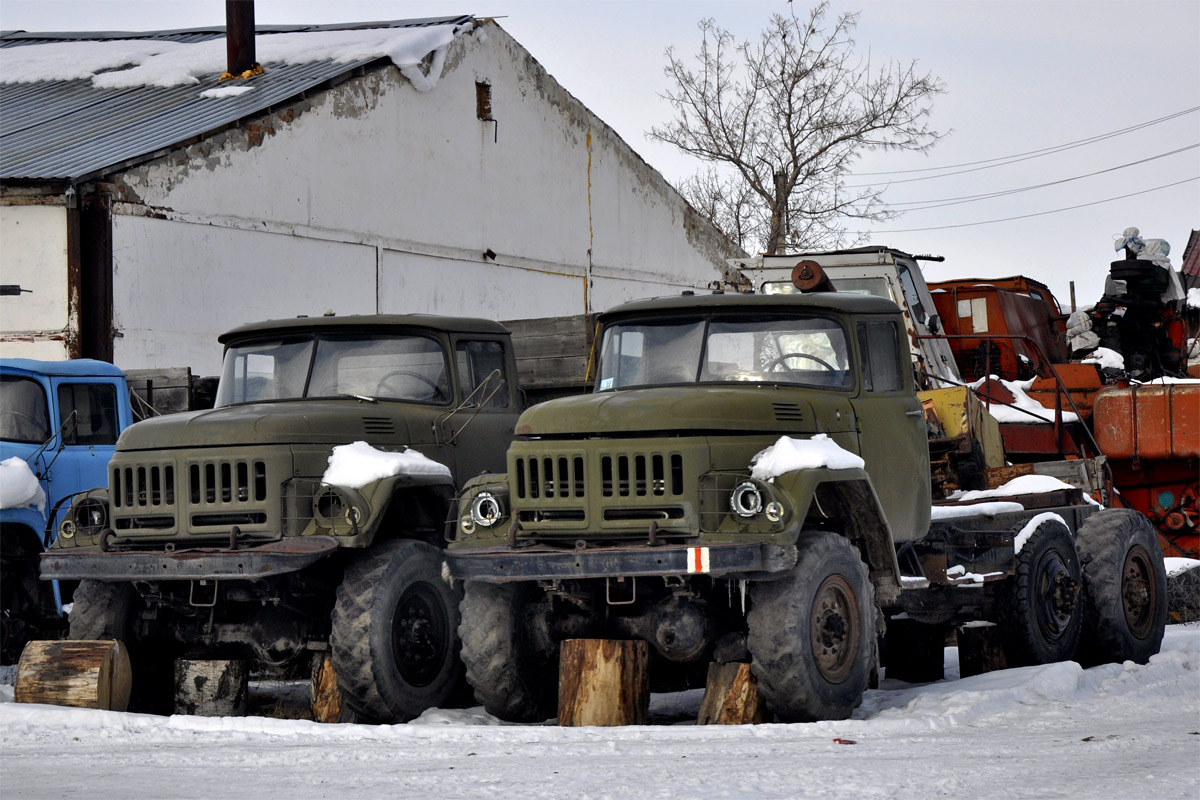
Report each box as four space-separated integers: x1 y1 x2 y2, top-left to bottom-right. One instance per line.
110 455 272 536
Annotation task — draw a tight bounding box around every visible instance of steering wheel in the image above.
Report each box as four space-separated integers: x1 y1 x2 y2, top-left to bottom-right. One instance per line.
765 352 837 373
1 410 48 438
377 370 446 400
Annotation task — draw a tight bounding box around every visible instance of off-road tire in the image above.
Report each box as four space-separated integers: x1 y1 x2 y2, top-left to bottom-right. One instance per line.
747 533 875 722
995 518 1083 667
459 580 557 723
69 579 171 713
331 539 463 723
1075 509 1167 666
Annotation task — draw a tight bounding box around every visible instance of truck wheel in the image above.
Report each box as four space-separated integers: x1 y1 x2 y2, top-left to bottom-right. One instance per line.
68 580 171 713
459 581 557 723
331 539 463 723
747 533 875 722
995 519 1083 667
1074 509 1167 667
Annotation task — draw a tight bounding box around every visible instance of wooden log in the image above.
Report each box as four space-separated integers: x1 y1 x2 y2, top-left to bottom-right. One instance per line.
310 653 346 723
557 638 648 727
957 623 1008 678
174 659 248 717
15 639 132 711
696 662 766 725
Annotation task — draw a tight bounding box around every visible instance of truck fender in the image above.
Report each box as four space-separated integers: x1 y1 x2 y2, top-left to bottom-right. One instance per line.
769 468 903 603
325 473 456 548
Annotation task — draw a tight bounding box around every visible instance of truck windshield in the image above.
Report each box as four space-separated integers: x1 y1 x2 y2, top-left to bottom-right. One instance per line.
0 375 51 443
596 315 852 391
215 334 451 407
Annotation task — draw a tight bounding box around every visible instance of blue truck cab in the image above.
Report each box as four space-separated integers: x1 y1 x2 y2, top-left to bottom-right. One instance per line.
0 358 133 663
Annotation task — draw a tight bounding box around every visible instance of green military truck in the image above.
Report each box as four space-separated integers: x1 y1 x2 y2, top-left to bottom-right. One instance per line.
42 314 523 721
445 289 1168 723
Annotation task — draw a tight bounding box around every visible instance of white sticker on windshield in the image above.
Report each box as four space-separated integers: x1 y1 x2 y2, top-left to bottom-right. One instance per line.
599 377 614 390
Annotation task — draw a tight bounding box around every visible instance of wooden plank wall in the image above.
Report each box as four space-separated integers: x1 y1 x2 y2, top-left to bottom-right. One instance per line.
125 368 218 417
504 314 596 402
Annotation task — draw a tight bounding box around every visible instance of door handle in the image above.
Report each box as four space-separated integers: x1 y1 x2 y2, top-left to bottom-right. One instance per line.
905 409 924 417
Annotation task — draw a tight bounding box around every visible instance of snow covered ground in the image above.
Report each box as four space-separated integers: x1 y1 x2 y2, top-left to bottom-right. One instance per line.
1 626 1197 799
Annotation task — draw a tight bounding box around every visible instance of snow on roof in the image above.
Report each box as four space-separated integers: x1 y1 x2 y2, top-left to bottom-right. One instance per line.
0 17 474 181
322 441 450 488
750 434 865 482
0 23 471 88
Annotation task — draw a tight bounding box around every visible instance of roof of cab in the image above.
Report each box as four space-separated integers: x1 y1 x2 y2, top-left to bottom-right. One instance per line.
0 358 126 378
597 290 902 322
218 313 511 344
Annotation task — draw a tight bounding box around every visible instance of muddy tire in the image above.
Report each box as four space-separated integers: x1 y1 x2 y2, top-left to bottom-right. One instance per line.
1075 509 1167 666
331 539 463 723
459 580 557 723
995 518 1083 667
747 533 875 722
69 580 171 713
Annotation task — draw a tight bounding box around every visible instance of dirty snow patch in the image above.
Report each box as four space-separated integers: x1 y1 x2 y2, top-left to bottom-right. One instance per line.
930 502 1024 520
199 85 255 99
969 375 1080 424
750 434 864 481
0 23 472 91
945 564 1003 583
1165 557 1200 578
322 441 450 488
955 474 1075 502
1134 376 1200 385
0 457 46 514
1188 287 1200 309
1081 347 1125 371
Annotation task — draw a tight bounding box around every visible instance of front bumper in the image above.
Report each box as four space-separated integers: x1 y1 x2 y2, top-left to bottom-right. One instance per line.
445 541 798 583
40 536 338 581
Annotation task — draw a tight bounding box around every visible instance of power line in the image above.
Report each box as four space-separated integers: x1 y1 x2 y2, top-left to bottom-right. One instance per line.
889 143 1199 211
859 177 1198 233
849 105 1200 179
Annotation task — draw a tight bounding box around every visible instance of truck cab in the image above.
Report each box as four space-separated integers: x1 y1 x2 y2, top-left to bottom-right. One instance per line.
731 247 962 388
0 358 132 663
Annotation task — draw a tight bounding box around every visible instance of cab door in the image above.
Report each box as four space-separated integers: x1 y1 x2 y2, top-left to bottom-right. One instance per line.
849 318 931 542
445 337 521 482
46 378 124 515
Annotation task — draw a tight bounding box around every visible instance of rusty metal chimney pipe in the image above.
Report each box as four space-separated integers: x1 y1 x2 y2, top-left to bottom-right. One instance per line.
226 0 256 76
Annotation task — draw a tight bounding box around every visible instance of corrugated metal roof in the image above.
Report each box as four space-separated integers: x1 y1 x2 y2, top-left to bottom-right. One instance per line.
0 16 472 183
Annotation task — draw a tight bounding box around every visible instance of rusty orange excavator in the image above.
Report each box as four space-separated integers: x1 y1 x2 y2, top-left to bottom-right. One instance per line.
927 229 1199 564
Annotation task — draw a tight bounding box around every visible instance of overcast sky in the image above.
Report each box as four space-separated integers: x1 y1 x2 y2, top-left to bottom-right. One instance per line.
2 0 1197 307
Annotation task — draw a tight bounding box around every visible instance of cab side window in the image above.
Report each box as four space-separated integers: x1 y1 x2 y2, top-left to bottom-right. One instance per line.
58 383 119 445
857 321 903 393
455 340 510 409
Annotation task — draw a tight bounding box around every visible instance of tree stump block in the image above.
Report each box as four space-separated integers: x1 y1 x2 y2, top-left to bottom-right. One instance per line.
557 638 649 727
697 662 766 725
958 623 1008 678
310 653 348 723
174 659 247 717
14 640 132 711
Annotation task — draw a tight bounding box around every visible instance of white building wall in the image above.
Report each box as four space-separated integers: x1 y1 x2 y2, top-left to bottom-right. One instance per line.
108 22 741 375
0 204 72 360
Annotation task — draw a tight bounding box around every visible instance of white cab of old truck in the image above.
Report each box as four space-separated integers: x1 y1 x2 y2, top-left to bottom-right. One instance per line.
730 247 962 388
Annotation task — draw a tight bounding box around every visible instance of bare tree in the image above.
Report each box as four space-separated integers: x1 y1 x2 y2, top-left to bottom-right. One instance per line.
650 3 945 254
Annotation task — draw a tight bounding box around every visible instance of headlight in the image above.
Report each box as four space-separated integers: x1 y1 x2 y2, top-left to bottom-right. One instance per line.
730 481 763 518
471 492 502 527
66 497 108 538
313 485 364 531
